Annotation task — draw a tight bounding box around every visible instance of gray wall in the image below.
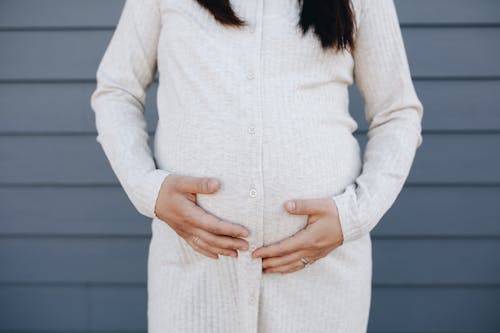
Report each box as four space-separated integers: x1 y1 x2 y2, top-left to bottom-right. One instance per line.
1 0 499 332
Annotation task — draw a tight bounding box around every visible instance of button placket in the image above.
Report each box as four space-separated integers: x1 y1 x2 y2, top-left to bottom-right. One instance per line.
246 71 255 80
240 1 264 332
248 292 256 305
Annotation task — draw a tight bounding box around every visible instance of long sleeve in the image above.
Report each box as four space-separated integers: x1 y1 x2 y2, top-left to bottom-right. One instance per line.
90 0 170 219
331 0 424 244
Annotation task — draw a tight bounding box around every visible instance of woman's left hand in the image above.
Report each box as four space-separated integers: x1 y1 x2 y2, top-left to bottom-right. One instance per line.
251 197 344 274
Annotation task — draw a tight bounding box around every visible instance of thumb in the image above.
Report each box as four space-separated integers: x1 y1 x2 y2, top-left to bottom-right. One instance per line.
284 198 325 216
176 176 220 194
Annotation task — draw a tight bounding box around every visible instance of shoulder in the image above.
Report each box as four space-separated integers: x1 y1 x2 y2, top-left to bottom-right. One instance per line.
349 0 368 27
351 0 398 27
349 0 367 15
354 0 397 14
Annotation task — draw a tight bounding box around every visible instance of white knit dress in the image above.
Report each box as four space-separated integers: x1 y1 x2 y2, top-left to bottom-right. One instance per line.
90 0 424 332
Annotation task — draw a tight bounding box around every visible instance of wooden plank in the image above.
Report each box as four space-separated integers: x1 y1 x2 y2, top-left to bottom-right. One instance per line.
415 80 500 131
378 186 500 237
0 0 124 28
0 285 87 331
0 187 151 235
0 28 499 80
2 80 500 133
0 135 117 184
0 0 498 28
0 238 498 284
369 287 500 332
404 27 500 77
1 134 499 184
1 186 499 237
350 80 500 131
0 82 159 133
0 30 108 80
373 239 500 285
395 0 500 25
88 285 146 331
406 133 500 183
0 238 149 284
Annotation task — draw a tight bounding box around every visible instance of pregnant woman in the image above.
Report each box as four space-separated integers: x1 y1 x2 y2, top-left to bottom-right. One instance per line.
90 0 423 332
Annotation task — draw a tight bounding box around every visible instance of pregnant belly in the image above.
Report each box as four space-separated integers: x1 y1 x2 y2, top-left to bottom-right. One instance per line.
153 123 362 247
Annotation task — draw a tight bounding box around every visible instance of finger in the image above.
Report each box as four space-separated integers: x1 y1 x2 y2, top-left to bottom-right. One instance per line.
187 236 219 259
284 198 326 216
284 263 308 274
195 236 238 258
186 203 250 238
262 250 309 269
252 229 310 258
176 176 220 194
202 241 238 258
264 259 306 274
211 246 238 258
194 228 249 252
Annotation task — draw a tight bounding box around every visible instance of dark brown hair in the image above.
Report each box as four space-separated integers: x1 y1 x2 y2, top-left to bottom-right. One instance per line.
195 0 357 53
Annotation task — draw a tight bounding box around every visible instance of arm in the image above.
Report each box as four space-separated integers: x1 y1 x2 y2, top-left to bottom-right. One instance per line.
331 0 424 244
90 0 171 219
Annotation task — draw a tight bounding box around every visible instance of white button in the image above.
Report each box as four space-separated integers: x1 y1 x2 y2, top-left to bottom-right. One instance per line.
249 294 256 305
246 72 255 80
249 25 256 33
249 244 257 251
248 126 256 134
249 188 257 198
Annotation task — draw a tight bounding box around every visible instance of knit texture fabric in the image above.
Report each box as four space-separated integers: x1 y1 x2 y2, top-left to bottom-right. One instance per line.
90 0 423 332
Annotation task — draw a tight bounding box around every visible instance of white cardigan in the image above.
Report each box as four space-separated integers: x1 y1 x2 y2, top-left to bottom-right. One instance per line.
90 0 423 331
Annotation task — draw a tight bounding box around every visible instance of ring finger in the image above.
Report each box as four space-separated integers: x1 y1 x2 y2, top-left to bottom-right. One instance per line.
189 235 237 259
195 228 248 253
264 256 315 274
195 229 243 256
264 260 304 274
262 250 310 270
188 235 219 259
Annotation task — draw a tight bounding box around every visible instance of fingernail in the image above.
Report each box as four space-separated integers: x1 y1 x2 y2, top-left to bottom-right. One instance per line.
209 179 219 191
285 201 295 211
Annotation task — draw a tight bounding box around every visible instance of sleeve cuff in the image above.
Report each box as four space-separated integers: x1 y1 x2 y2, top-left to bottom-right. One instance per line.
133 168 172 219
331 183 365 244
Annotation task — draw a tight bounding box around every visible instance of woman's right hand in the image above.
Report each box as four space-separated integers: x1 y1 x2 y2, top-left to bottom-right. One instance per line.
154 174 250 259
